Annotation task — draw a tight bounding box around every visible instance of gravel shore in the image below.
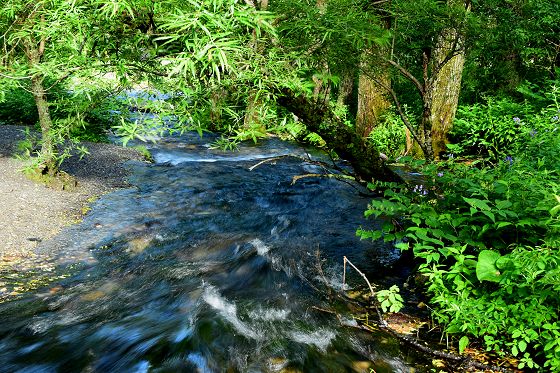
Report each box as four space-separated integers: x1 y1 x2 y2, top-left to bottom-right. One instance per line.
0 125 145 262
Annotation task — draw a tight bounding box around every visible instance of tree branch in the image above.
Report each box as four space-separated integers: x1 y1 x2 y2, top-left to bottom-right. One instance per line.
386 59 424 95
369 75 429 157
38 14 46 58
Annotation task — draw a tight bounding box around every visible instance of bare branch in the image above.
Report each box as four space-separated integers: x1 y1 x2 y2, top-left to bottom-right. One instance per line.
386 59 424 95
343 256 375 298
369 75 429 157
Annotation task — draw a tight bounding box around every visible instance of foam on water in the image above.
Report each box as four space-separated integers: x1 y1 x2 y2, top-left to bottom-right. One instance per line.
249 238 270 256
202 286 260 340
248 307 290 321
289 329 337 352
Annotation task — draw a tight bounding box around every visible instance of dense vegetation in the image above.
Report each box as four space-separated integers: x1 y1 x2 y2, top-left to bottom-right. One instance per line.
1 0 559 370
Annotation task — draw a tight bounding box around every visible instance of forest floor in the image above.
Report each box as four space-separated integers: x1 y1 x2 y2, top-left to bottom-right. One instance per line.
0 125 145 266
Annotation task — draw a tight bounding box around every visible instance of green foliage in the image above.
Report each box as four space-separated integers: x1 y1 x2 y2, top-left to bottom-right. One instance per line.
0 88 38 125
359 91 560 370
451 81 560 164
376 285 404 313
367 110 407 159
461 0 559 100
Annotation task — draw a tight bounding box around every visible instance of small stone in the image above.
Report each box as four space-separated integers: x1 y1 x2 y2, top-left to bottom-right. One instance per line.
352 361 373 372
81 290 105 301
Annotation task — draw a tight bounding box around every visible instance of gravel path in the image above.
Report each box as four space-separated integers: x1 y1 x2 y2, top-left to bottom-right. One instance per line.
0 125 145 262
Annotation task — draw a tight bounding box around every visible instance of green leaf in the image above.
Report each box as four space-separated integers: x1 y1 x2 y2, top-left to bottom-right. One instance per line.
495 200 513 209
496 221 512 229
519 340 527 352
463 197 492 211
481 210 496 223
459 336 469 354
476 250 502 282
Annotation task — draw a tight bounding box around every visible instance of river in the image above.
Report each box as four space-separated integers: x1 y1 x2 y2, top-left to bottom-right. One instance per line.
0 133 424 372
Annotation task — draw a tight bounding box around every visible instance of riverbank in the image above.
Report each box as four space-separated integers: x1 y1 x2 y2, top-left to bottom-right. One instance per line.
0 125 145 264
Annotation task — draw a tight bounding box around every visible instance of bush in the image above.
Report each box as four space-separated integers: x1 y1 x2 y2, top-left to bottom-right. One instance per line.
359 89 560 370
0 87 39 125
367 111 407 159
450 81 560 163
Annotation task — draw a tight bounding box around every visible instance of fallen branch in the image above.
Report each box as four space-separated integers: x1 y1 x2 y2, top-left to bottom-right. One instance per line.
291 173 355 185
248 156 287 171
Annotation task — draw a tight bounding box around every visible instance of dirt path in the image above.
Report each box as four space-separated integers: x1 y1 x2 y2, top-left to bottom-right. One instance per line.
0 125 145 261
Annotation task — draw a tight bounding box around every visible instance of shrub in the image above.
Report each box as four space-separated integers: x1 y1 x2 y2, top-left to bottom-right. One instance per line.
367 110 407 159
359 88 560 370
0 87 39 125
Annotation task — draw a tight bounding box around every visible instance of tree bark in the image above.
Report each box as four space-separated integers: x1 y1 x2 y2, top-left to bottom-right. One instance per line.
428 26 466 159
277 89 400 182
23 28 57 175
243 0 268 131
336 72 354 108
356 60 391 138
30 75 55 173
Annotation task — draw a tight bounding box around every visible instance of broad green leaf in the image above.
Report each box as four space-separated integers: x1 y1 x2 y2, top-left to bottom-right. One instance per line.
496 221 512 229
459 336 469 354
476 250 502 282
463 197 491 211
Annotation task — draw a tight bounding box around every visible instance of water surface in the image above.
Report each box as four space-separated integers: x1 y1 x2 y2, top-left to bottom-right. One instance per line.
0 134 420 372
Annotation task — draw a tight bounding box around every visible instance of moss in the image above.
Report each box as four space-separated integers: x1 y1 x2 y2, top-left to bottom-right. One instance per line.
24 168 78 191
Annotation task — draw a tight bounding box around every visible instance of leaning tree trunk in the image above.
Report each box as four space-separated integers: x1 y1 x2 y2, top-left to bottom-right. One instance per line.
277 89 400 182
428 27 466 159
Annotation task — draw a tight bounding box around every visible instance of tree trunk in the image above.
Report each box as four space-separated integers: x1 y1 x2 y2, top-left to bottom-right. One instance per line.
277 89 400 182
428 26 466 159
356 60 391 138
209 87 226 130
336 72 354 108
30 76 55 174
23 32 57 175
243 90 265 130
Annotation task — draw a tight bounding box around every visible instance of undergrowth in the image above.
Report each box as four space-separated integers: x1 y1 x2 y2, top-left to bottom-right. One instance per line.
359 85 560 370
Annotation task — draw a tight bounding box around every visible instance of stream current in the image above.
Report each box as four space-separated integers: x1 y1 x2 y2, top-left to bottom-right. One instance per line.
0 134 421 372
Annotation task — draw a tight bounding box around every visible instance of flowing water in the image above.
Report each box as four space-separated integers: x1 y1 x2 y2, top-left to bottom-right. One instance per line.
0 134 423 372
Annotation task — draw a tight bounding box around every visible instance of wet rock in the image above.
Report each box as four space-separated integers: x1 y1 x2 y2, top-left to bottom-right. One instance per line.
352 361 373 372
127 236 153 254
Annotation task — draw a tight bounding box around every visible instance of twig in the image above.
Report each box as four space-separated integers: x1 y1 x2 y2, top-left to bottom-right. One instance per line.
248 156 287 171
342 256 375 298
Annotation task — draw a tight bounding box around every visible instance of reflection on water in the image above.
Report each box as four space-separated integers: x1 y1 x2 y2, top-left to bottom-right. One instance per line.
0 134 421 372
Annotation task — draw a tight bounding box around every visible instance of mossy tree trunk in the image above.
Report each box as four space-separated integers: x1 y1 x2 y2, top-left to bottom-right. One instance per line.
388 0 469 161
277 89 400 182
356 58 391 138
336 71 354 108
243 0 268 131
428 26 466 158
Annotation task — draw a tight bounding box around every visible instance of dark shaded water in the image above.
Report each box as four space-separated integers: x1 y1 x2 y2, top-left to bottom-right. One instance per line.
0 134 420 372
